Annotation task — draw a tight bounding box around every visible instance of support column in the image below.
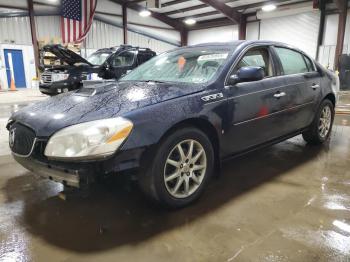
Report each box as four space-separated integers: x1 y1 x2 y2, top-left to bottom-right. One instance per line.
334 0 348 70
316 0 326 60
180 29 188 46
27 0 39 77
122 3 127 45
238 15 247 40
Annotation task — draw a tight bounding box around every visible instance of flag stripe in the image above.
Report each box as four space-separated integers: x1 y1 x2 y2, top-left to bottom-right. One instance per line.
61 0 97 44
73 20 76 42
60 17 65 44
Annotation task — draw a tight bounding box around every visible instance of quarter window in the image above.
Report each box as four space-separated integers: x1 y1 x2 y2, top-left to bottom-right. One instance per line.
275 47 309 75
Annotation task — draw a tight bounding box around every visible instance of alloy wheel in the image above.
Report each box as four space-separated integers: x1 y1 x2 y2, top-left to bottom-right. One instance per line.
164 139 207 199
319 105 332 138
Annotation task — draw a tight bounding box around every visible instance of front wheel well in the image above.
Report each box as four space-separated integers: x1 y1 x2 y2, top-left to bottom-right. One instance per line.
141 118 221 174
324 93 336 107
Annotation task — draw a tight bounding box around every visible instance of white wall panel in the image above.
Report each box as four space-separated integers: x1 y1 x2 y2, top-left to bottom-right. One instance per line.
323 14 339 46
0 17 31 45
127 31 177 53
246 21 259 40
188 25 239 45
344 10 350 50
35 16 61 41
85 20 124 49
260 11 320 58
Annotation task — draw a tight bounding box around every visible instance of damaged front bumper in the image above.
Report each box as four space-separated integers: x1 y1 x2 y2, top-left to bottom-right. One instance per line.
14 155 82 187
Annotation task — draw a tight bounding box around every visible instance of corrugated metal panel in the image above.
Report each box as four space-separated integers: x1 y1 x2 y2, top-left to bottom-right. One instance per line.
0 17 31 45
85 20 124 49
35 16 61 41
127 31 177 53
188 25 239 45
246 21 259 40
260 11 320 58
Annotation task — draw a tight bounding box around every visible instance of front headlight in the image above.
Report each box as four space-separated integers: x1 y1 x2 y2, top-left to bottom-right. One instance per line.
52 73 69 82
44 117 133 160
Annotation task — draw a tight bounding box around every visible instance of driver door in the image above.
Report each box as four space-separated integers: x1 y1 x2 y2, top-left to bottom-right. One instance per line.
222 46 298 155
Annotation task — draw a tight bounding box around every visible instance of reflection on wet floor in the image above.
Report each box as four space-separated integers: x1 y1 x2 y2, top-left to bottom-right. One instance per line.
0 103 32 118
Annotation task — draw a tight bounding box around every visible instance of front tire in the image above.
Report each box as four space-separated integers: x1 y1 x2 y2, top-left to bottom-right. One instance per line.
138 127 214 208
302 99 334 145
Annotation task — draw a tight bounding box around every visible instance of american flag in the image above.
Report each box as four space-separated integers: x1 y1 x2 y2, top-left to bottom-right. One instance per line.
61 0 97 44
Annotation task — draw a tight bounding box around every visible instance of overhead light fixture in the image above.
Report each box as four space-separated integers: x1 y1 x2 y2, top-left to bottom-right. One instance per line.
184 18 196 25
139 9 151 17
262 4 277 12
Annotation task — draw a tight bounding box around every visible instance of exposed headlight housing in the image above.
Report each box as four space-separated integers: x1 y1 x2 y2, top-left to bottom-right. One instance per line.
52 73 69 82
44 117 133 160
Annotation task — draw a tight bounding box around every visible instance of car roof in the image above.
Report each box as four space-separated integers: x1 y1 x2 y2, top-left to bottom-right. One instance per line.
96 45 154 53
187 40 310 57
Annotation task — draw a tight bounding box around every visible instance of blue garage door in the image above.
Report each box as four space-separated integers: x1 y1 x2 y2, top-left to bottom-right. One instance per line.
4 49 26 88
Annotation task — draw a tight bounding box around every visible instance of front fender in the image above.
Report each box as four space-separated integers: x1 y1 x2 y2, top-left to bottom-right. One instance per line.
120 93 226 151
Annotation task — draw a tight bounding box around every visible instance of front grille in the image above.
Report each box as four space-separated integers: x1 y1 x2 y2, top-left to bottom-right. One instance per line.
41 72 52 83
9 122 36 156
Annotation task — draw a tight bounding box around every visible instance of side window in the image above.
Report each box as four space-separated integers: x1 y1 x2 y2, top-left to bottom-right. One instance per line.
234 48 273 77
111 50 136 67
304 55 315 72
137 52 150 65
275 47 309 75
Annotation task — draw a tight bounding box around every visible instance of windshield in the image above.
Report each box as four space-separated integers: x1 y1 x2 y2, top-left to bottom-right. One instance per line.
121 47 232 84
87 52 112 65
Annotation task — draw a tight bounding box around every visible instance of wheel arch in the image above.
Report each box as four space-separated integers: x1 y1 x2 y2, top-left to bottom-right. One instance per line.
140 117 221 174
324 93 336 107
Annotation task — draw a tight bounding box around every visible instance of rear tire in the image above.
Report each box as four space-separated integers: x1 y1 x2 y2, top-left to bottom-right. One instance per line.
302 99 334 145
138 127 214 208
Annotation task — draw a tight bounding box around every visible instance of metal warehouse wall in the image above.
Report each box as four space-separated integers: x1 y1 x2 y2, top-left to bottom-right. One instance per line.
259 11 320 58
128 31 177 54
85 20 124 50
187 4 321 58
188 25 239 45
0 17 32 45
35 16 61 41
319 10 350 69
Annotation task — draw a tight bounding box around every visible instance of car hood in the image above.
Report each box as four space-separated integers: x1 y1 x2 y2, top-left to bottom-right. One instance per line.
43 44 92 66
11 81 204 137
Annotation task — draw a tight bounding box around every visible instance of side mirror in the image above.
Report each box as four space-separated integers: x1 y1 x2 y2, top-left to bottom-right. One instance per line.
227 66 265 86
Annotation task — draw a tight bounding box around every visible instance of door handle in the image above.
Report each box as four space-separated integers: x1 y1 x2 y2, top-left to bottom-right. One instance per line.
274 92 286 98
311 84 320 90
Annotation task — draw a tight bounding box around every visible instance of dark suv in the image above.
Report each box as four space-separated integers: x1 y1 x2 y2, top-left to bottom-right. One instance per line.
39 45 156 95
8 41 337 208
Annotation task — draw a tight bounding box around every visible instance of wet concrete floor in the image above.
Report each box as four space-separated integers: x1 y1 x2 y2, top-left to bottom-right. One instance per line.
0 97 350 261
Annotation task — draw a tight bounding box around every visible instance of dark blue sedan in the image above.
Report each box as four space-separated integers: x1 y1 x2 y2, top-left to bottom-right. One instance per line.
7 41 337 208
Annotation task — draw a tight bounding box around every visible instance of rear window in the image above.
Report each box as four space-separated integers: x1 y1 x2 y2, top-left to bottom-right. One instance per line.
275 47 308 75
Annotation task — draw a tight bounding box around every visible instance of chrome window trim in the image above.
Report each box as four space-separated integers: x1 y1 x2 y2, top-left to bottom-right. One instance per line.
224 43 277 88
224 43 319 89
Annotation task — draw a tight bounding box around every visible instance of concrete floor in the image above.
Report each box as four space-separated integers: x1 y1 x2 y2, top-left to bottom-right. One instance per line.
0 91 350 261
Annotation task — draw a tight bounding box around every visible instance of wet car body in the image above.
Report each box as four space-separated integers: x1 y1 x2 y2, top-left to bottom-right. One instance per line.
8 40 337 206
39 45 156 95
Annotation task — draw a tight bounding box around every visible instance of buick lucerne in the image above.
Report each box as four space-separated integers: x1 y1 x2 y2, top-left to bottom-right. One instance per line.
7 41 337 208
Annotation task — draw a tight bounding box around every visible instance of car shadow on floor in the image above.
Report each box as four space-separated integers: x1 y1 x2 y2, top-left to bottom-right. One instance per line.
3 137 328 253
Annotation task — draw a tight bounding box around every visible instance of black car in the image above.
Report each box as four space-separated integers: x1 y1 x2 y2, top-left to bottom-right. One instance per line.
8 41 337 208
39 44 156 95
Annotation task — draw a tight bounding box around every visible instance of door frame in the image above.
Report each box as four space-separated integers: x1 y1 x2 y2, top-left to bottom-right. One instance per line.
4 48 27 88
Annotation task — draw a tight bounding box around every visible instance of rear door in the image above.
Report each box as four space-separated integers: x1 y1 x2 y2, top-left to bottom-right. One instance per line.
273 46 322 130
222 45 300 155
